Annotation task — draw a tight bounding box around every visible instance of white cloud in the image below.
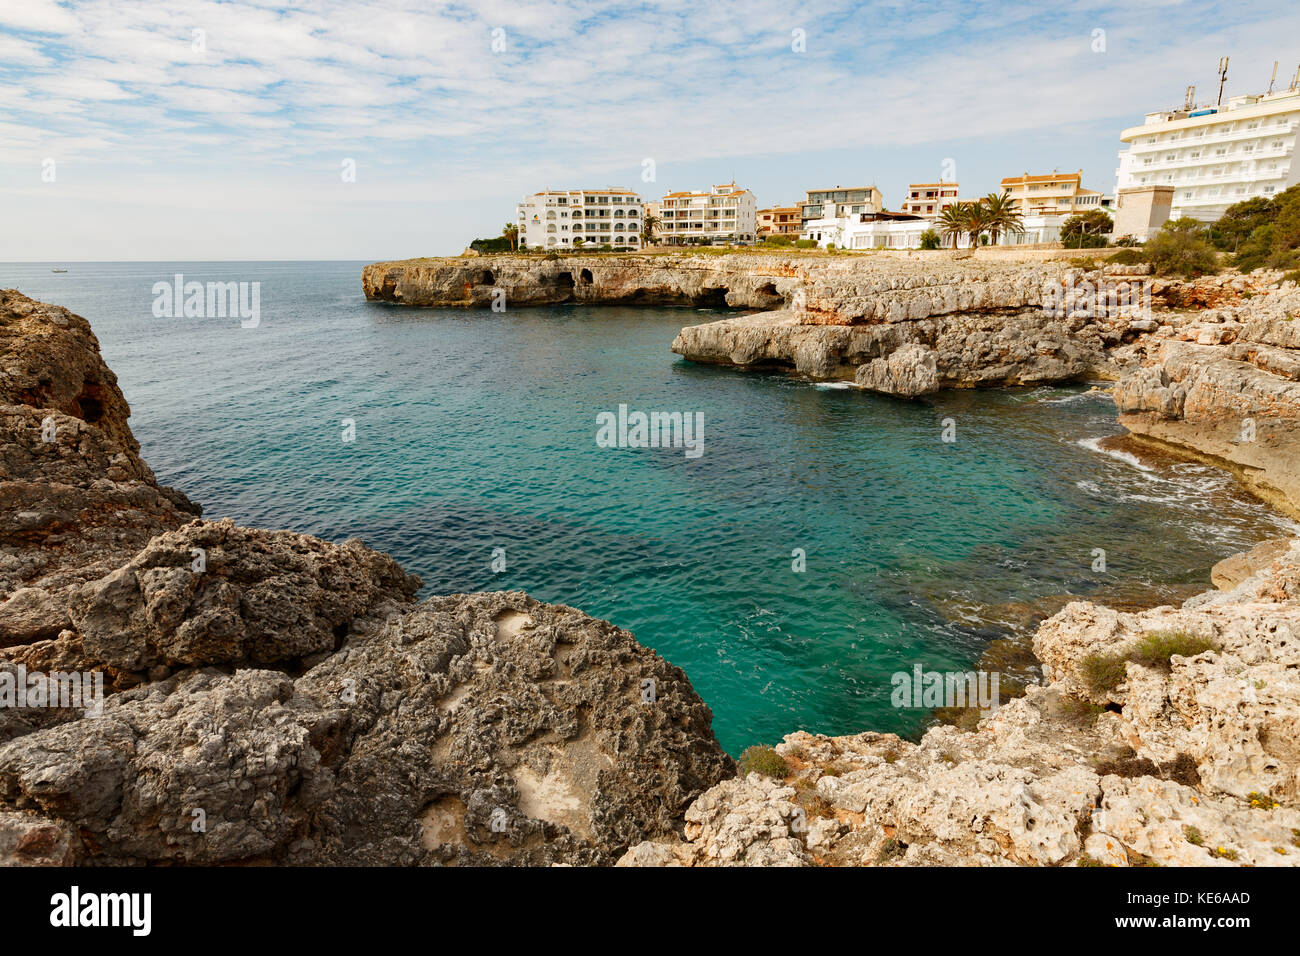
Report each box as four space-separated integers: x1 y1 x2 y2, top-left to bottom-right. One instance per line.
0 0 80 34
2 0 1299 258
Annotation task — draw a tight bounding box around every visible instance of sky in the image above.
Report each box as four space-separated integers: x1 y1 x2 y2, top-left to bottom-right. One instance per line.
2 0 1298 260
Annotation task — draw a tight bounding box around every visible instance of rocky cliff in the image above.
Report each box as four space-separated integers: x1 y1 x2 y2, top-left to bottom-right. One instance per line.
363 252 1067 317
1111 275 1300 518
0 290 733 866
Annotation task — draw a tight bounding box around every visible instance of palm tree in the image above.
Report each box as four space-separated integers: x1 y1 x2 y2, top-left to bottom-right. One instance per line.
640 214 660 246
937 204 967 250
503 223 519 252
981 192 1024 247
962 202 991 249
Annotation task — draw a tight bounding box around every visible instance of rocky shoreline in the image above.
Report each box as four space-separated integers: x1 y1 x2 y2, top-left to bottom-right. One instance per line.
367 252 1300 516
0 289 733 865
4 251 1300 865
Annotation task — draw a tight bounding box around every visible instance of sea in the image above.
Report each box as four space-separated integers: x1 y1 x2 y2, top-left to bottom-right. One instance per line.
4 260 1294 753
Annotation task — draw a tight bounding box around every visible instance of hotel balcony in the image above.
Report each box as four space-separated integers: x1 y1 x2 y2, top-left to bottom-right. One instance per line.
1127 120 1298 151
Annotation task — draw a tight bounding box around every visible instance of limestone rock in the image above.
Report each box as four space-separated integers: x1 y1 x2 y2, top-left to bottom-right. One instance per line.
67 518 421 675
855 343 939 397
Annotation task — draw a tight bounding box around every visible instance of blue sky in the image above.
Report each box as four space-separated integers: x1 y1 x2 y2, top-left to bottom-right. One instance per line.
2 0 1298 260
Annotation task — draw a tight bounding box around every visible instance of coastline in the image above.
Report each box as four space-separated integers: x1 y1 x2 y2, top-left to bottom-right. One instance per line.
3 250 1300 865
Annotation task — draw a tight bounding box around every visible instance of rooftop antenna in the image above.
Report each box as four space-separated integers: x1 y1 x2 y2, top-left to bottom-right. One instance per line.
1216 56 1229 105
1183 84 1196 110
1268 61 1278 95
1292 63 1300 91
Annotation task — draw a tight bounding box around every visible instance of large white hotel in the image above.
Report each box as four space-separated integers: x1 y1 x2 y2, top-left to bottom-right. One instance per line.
516 188 643 250
1116 87 1300 222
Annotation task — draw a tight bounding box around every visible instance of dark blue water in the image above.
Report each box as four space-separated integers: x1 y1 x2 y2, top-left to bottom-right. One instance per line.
5 261 1294 753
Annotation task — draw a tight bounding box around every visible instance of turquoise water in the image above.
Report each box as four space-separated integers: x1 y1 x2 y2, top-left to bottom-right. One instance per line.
5 261 1295 753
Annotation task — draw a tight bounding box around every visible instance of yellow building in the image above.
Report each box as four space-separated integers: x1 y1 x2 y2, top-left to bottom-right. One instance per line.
757 206 801 237
999 170 1106 217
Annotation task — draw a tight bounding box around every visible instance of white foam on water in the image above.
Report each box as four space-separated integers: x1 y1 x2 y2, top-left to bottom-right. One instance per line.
1041 389 1109 406
814 381 855 390
1076 435 1154 471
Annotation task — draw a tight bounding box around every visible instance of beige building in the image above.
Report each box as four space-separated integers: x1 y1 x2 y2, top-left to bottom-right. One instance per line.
1000 170 1106 217
900 182 960 218
757 206 801 237
657 182 757 244
1111 185 1174 242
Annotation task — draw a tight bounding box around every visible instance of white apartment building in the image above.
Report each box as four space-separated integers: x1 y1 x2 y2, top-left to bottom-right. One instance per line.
803 211 1070 250
657 182 757 244
516 188 644 250
1116 87 1300 222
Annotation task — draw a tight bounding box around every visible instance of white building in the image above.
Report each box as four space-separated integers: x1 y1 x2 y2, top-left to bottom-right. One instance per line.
1116 87 1300 222
516 188 644 250
657 182 757 244
802 211 1071 250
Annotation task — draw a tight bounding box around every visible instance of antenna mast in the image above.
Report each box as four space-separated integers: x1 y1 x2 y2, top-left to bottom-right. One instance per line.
1268 61 1278 95
1216 56 1229 105
1183 84 1195 110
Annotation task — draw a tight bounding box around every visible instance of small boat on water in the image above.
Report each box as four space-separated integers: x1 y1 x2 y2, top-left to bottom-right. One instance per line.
51 268 68 273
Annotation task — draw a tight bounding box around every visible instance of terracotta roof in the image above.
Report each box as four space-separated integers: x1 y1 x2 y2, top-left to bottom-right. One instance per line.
1000 172 1083 184
532 188 640 196
906 183 958 189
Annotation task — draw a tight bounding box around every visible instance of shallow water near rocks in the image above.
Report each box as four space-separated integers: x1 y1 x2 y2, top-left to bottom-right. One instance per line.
6 260 1296 754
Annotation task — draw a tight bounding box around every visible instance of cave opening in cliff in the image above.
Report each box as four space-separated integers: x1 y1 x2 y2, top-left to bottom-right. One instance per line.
580 269 593 284
479 270 495 285
694 287 729 308
74 386 105 424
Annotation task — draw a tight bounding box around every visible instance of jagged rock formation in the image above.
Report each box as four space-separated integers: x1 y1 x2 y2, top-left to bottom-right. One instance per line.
1112 275 1300 517
667 263 1170 392
1 290 202 646
621 540 1300 867
0 290 733 866
362 253 1064 320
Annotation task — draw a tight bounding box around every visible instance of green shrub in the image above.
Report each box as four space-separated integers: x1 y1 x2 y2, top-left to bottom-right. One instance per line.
1107 248 1146 265
1184 826 1203 846
1061 210 1113 248
1143 218 1220 277
1080 651 1129 695
1222 185 1300 271
1128 631 1218 669
919 229 942 250
794 239 817 249
737 745 788 778
1079 631 1217 695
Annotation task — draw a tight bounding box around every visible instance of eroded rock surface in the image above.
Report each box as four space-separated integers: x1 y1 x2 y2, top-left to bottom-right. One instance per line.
0 291 732 866
1112 275 1300 516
